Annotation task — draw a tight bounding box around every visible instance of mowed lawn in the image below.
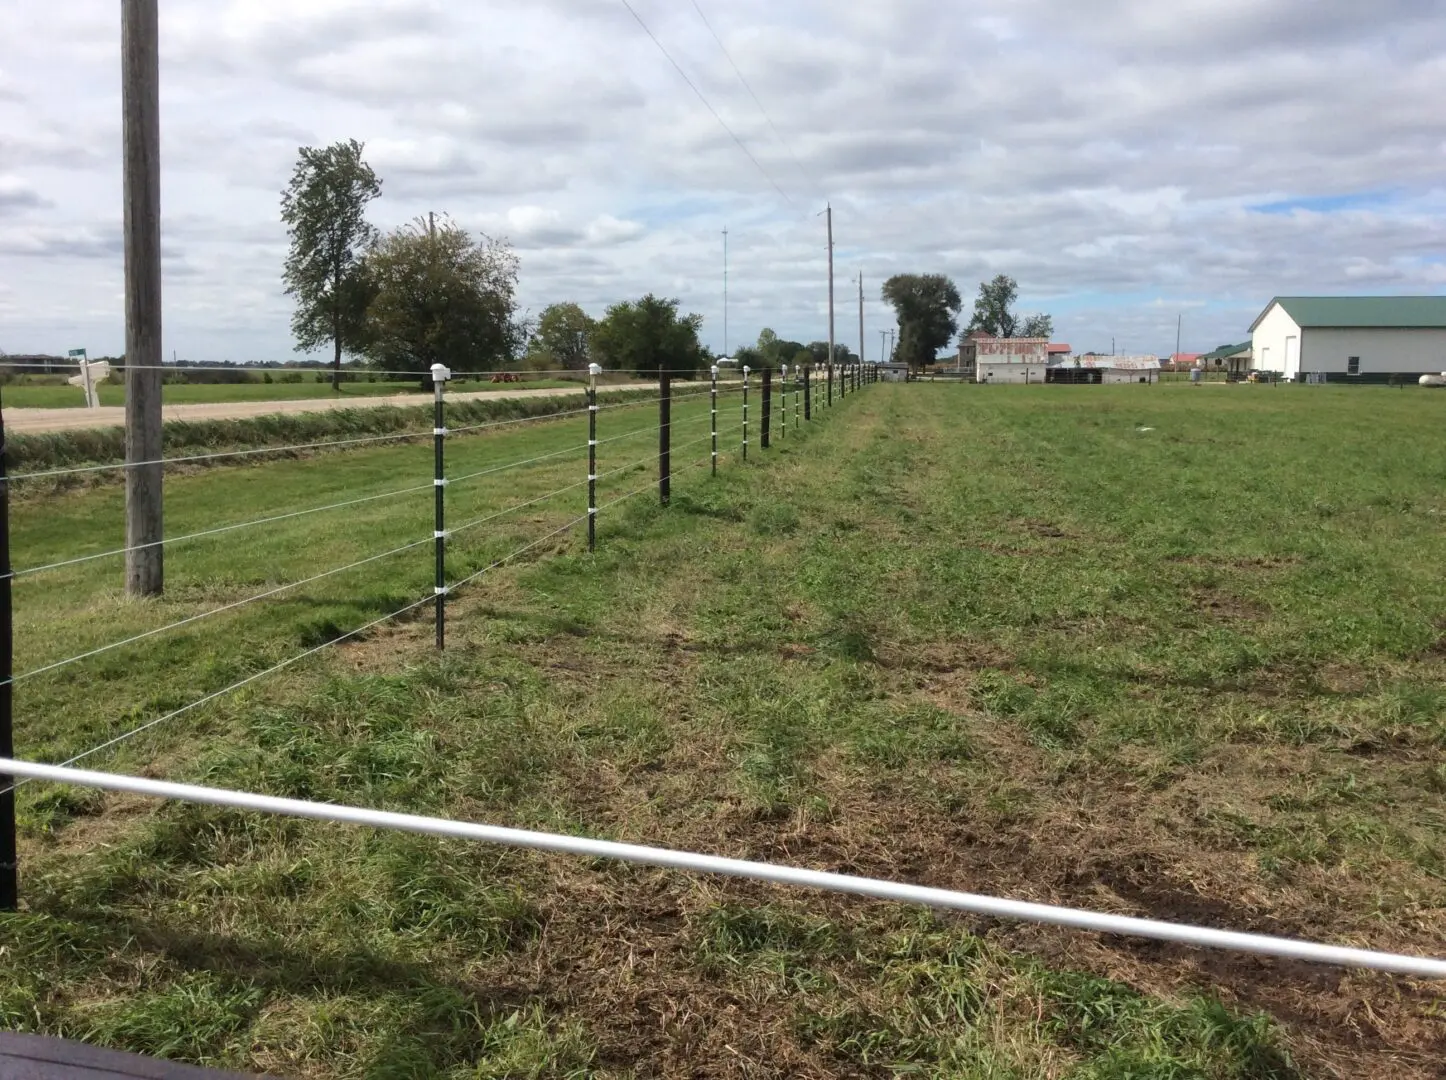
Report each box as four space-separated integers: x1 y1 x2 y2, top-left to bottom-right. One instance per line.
2 378 583 409
4 383 1445 1078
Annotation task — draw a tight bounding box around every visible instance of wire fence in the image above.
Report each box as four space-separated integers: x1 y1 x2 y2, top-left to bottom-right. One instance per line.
0 363 858 797
0 361 1438 991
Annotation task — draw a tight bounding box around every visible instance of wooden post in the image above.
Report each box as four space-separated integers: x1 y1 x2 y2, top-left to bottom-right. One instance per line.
123 0 164 597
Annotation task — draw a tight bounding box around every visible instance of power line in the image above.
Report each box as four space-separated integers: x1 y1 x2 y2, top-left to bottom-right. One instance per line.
617 0 798 211
687 0 814 194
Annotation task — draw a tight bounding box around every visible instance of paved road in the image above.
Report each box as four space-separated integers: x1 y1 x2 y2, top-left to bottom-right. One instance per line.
2 384 650 435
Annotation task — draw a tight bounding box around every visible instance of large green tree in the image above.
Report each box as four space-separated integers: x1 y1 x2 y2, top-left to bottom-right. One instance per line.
362 216 520 376
966 274 1053 340
591 294 706 378
527 302 596 371
280 139 381 389
881 274 963 373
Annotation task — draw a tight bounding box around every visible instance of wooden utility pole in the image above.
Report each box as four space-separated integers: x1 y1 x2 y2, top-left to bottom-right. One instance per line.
123 0 163 597
722 227 729 359
825 203 835 371
857 272 865 368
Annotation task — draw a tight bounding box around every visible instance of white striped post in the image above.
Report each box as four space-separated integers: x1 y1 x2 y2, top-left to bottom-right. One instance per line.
430 362 451 650
710 364 718 475
588 362 600 551
780 364 788 439
742 365 750 462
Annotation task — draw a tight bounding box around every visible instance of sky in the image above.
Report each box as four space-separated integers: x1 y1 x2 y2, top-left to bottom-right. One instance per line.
2 0 1445 363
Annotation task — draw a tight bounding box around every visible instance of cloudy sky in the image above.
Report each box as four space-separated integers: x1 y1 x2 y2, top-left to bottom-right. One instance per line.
2 0 1444 362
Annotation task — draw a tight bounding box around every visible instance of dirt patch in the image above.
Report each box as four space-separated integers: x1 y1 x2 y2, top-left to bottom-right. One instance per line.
1188 584 1269 622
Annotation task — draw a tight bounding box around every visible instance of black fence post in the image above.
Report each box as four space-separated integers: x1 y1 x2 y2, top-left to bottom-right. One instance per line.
828 363 834 407
588 363 599 552
804 365 812 420
761 368 772 449
659 366 671 506
742 366 750 461
780 364 788 440
0 398 14 912
431 364 450 650
710 363 718 476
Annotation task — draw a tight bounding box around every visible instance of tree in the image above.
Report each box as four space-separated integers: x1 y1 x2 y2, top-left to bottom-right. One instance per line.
529 302 596 371
591 294 706 378
966 274 1052 341
362 215 520 376
881 274 963 373
281 139 381 389
1019 313 1054 339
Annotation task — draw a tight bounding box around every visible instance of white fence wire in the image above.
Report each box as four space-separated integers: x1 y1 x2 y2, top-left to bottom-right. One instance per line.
0 757 1440 978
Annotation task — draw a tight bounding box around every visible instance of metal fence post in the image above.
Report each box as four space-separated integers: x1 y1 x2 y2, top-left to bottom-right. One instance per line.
430 363 450 650
795 367 801 428
742 365 750 461
710 364 718 476
761 367 772 449
659 366 671 506
828 362 833 407
0 399 14 911
780 364 788 439
588 363 600 552
804 365 812 420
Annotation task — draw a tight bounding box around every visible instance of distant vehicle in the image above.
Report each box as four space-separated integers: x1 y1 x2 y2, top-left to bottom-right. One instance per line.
1420 373 1446 387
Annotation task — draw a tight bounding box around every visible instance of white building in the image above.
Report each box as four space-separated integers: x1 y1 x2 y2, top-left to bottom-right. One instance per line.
1065 355 1161 384
974 337 1051 384
1250 296 1446 382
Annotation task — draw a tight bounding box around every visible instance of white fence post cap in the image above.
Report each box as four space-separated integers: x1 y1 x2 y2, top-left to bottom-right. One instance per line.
430 363 452 382
710 364 719 375
588 363 602 376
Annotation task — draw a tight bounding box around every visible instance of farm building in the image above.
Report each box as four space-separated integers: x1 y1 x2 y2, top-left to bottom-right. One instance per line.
974 337 1051 383
1198 341 1252 378
1047 355 1161 384
1250 296 1446 382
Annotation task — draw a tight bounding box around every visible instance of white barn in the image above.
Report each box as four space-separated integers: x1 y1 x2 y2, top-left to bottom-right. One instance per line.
1251 296 1446 383
974 337 1051 384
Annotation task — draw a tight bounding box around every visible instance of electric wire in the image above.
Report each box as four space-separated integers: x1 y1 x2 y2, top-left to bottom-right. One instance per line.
616 0 798 210
4 758 1442 977
7 537 434 686
687 0 815 193
8 483 433 580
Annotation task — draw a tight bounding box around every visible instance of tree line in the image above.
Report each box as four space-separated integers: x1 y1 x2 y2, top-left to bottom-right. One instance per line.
282 141 1054 385
879 273 1054 374
281 141 708 386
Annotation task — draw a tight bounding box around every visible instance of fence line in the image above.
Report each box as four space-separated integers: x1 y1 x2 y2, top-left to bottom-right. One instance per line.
0 364 862 902
8 482 435 580
1 757 1440 978
7 536 433 687
10 387 707 482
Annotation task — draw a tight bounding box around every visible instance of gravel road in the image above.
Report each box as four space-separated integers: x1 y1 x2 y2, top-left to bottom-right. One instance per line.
1 384 650 435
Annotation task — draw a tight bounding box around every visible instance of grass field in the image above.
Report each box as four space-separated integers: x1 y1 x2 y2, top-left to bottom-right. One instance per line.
2 378 584 409
4 383 1445 1078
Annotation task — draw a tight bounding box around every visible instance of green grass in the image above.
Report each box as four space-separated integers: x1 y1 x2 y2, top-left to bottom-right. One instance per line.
1 378 587 410
6 384 660 476
5 382 1445 1077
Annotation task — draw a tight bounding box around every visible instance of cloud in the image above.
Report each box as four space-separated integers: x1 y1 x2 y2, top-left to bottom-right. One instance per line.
1 0 1444 359
0 176 51 215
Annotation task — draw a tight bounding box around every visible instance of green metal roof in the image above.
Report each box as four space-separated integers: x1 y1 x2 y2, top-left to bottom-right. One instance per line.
1200 341 1251 360
1251 296 1446 332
